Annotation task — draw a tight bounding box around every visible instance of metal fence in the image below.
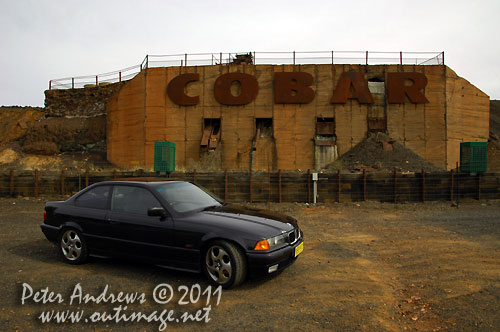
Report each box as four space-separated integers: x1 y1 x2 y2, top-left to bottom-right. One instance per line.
1 168 497 204
48 64 141 90
48 51 445 90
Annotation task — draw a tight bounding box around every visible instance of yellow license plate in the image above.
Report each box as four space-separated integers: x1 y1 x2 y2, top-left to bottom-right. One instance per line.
294 242 304 257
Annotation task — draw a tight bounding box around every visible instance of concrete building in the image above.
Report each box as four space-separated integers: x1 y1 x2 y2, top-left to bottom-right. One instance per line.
106 60 489 171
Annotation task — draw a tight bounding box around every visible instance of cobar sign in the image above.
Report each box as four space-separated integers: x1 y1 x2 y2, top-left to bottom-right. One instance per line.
166 71 429 106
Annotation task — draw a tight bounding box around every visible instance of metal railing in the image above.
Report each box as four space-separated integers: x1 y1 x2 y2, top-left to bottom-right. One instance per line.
49 51 445 90
49 64 141 90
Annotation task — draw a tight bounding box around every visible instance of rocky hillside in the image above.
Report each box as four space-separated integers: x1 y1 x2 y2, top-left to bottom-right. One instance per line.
0 83 123 171
44 82 124 117
0 106 44 144
490 100 500 136
0 106 109 171
488 100 500 172
22 115 106 155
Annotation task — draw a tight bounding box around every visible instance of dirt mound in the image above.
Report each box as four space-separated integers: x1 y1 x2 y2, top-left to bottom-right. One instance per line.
330 133 444 173
0 107 44 144
0 147 113 171
22 115 106 155
0 107 109 171
0 106 106 156
0 147 20 164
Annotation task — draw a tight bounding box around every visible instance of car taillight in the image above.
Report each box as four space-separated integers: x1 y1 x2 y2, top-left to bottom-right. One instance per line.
43 210 47 221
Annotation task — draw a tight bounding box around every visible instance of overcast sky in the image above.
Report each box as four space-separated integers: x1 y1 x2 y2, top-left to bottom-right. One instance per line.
1 0 499 107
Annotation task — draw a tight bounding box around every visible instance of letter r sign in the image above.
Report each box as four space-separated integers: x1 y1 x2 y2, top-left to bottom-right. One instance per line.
387 72 429 104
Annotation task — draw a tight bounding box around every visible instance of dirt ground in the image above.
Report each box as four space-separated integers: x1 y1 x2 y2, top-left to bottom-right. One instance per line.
1 198 499 332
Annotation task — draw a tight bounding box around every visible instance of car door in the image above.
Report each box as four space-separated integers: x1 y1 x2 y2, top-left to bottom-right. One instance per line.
106 185 175 265
70 185 112 252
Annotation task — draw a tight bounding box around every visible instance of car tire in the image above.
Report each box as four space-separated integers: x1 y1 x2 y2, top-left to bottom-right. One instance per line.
203 240 247 289
58 228 88 265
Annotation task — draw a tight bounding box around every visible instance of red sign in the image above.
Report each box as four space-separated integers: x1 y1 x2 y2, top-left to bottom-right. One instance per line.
166 71 428 106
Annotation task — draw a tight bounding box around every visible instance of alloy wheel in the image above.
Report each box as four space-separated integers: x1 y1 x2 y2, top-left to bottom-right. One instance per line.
205 245 232 284
60 230 82 261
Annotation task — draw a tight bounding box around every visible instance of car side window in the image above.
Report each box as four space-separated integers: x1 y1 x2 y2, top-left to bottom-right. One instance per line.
74 186 110 209
111 186 163 215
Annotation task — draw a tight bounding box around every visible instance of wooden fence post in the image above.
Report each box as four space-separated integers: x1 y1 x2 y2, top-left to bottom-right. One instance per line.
337 170 341 203
34 169 39 197
477 173 481 200
450 169 454 201
267 168 271 203
9 170 14 197
61 170 65 196
249 170 253 203
85 169 89 188
363 169 367 201
193 169 197 183
307 169 311 203
78 169 81 191
113 170 117 179
393 168 397 203
456 162 459 206
278 169 282 203
224 169 228 201
422 168 426 202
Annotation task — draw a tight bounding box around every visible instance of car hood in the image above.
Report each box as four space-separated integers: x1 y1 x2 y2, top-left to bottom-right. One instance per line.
191 204 298 236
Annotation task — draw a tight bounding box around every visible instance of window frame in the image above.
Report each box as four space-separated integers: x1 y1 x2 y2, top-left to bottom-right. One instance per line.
73 185 112 210
110 184 166 216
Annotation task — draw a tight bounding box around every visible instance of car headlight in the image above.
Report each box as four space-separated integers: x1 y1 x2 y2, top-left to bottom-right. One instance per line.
254 234 286 251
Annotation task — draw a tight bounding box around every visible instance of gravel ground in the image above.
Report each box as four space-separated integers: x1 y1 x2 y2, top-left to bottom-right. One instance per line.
1 197 500 332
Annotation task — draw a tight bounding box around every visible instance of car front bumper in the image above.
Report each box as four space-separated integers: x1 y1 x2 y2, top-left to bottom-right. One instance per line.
246 239 303 277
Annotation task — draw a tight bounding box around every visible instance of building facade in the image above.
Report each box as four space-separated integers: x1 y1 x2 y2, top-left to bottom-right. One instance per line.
106 63 489 171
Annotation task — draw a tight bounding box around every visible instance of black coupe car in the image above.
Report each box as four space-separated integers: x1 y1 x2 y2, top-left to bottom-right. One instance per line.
41 180 303 288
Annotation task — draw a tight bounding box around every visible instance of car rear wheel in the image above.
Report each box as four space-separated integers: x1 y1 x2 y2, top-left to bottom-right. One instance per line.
59 229 88 264
204 241 247 289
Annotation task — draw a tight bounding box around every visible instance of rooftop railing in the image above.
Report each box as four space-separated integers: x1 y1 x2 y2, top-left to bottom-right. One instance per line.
49 51 444 90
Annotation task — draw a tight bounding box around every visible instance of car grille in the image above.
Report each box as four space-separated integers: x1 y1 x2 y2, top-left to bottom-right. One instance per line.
287 228 301 245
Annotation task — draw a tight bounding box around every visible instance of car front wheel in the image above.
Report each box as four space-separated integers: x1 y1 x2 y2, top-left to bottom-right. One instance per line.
59 228 88 264
204 241 247 289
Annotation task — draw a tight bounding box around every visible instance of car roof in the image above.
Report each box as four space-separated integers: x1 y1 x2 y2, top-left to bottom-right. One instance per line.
97 179 186 186
112 177 186 182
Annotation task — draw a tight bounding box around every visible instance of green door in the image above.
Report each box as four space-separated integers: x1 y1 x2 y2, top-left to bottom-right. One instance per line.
154 142 175 172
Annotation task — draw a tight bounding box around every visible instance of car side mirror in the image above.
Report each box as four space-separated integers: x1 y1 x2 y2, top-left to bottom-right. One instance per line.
148 207 167 220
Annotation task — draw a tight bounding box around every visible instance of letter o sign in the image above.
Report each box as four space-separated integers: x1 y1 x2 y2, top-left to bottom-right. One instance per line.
214 73 258 105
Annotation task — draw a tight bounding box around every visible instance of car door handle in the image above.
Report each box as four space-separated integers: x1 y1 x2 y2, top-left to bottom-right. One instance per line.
106 218 119 224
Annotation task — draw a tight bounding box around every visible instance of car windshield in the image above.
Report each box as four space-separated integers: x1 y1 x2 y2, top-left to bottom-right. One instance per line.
154 182 222 213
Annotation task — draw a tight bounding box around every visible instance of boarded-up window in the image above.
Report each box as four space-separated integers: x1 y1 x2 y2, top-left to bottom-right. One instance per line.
314 117 337 168
367 118 387 132
201 118 221 150
367 80 387 132
316 118 335 137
